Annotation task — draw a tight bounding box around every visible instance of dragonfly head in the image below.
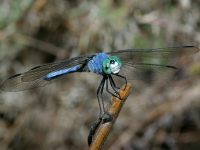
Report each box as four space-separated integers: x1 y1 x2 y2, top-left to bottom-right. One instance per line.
102 56 122 74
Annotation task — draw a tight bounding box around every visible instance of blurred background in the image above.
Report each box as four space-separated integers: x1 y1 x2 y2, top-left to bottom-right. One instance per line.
0 0 200 150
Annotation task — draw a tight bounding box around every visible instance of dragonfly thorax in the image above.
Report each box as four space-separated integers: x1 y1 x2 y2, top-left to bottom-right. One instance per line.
102 56 122 75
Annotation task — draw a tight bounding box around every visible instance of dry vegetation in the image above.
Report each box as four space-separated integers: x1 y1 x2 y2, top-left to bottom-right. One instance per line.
0 0 200 150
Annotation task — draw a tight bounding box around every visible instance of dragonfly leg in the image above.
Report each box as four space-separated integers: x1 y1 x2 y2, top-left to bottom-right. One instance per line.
97 77 106 115
100 77 106 113
108 76 121 99
97 77 104 115
109 75 120 89
105 78 118 97
115 74 127 90
96 77 113 123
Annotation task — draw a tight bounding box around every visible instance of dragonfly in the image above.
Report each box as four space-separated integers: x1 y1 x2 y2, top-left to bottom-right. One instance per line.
0 45 198 116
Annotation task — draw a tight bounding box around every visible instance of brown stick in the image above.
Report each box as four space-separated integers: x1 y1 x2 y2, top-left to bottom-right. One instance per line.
89 83 132 150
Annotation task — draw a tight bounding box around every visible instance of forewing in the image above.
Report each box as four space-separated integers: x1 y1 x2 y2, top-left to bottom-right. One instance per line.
0 55 91 91
108 45 198 64
109 45 199 82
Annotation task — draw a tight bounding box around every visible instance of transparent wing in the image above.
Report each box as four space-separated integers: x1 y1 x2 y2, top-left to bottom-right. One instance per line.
119 62 178 83
109 45 199 82
108 45 198 63
0 55 91 92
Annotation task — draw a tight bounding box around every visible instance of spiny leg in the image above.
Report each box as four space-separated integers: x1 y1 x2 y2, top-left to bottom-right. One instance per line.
108 76 121 99
105 77 117 97
114 74 127 90
109 75 120 90
108 76 120 93
97 77 113 123
96 77 106 115
100 77 106 113
88 78 105 146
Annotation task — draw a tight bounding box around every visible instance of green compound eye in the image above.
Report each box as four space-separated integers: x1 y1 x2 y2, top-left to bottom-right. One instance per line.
102 56 122 74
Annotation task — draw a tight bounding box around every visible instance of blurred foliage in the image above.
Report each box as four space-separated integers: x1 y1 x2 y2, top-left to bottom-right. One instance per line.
0 0 33 29
191 64 200 76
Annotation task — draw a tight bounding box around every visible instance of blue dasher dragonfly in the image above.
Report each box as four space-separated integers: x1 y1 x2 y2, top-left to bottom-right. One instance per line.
0 45 198 115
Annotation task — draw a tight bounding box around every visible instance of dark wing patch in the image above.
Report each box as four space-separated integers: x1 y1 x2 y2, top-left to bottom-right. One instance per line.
7 73 22 79
30 65 43 70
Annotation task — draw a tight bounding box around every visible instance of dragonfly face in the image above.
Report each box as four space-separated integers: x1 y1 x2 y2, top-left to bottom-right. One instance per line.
102 56 122 75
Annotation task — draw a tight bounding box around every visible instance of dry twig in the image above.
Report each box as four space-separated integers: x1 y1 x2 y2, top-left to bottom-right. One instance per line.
89 83 132 150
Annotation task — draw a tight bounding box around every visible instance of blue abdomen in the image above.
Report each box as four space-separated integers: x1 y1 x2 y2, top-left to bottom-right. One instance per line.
43 65 81 80
87 53 109 74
